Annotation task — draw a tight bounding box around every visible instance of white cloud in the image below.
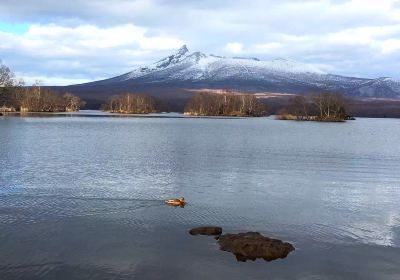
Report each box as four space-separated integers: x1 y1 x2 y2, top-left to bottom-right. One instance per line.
1 0 400 82
225 42 243 54
0 23 183 85
253 42 281 53
382 39 400 54
22 24 183 51
17 74 91 86
325 26 400 46
344 0 397 12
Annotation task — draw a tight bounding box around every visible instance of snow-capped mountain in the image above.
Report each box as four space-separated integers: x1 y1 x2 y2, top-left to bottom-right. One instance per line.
70 45 400 100
96 45 328 84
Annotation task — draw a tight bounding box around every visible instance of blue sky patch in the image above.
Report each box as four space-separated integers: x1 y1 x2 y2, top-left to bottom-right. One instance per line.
0 21 29 34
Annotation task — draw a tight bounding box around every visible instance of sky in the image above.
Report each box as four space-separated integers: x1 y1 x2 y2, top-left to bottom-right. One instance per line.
0 0 399 85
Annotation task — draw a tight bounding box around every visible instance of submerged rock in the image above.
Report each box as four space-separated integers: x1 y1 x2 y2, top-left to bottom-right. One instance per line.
216 232 294 262
189 226 223 236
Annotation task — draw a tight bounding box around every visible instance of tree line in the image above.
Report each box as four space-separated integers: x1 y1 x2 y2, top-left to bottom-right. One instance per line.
0 62 84 112
1 61 353 119
101 93 159 114
183 91 268 117
277 93 351 121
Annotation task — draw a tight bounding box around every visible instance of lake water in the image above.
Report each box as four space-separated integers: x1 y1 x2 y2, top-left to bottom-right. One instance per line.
1 111 400 279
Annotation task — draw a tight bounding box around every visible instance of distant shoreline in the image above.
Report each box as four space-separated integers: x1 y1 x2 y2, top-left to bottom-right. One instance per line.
0 111 254 119
3 111 400 120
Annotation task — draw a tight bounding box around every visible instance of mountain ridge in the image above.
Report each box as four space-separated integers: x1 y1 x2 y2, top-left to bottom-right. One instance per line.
73 45 400 100
55 45 400 116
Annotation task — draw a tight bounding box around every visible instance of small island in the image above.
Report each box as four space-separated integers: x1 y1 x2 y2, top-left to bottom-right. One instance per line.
101 93 159 114
277 92 353 122
184 91 268 117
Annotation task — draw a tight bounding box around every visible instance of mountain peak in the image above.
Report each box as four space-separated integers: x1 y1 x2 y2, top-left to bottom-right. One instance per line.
176 45 189 56
80 45 400 100
154 45 190 69
116 45 327 82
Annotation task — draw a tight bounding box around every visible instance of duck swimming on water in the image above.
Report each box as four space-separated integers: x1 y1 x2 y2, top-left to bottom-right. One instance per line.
165 197 186 207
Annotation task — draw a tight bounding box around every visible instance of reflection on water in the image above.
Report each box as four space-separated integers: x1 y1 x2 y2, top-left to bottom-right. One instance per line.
0 112 400 279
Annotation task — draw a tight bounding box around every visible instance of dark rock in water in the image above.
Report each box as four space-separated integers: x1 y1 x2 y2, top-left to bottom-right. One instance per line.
189 226 223 236
345 115 356 120
216 232 294 262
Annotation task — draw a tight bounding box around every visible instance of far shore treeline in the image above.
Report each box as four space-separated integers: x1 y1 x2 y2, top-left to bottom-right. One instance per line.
184 91 267 117
101 91 268 117
101 93 159 114
277 93 353 122
1 61 352 121
100 91 351 121
0 62 84 113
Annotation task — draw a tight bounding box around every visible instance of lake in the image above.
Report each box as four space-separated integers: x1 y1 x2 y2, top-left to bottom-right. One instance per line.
1 111 400 279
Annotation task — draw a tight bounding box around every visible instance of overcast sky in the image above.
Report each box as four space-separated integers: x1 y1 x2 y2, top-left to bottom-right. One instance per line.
0 0 399 85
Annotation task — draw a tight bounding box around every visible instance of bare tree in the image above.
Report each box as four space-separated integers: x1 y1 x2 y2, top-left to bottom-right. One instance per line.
184 91 267 117
0 62 26 111
0 62 15 87
278 92 350 121
312 92 347 121
102 93 159 114
287 95 309 120
0 62 84 113
63 93 85 111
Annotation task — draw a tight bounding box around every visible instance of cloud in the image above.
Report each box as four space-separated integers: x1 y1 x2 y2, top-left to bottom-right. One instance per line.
0 0 399 84
16 74 91 86
253 43 282 53
382 39 400 54
225 42 243 54
0 23 183 85
23 24 182 50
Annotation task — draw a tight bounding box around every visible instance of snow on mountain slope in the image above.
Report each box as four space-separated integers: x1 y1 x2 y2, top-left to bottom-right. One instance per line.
81 45 400 99
110 45 326 83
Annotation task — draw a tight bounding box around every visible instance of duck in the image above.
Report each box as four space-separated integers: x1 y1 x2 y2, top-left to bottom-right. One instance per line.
165 197 186 207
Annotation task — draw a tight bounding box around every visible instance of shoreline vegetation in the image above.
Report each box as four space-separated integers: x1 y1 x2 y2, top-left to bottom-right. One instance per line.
101 93 159 114
276 93 354 122
184 91 268 117
1 62 84 113
0 87 85 113
1 61 354 120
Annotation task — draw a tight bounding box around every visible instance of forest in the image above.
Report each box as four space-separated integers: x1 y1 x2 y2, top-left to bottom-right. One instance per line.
184 91 268 117
101 93 159 114
277 93 352 121
0 62 84 112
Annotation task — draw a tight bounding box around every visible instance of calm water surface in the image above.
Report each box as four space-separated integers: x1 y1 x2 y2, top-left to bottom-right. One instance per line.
0 112 400 279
